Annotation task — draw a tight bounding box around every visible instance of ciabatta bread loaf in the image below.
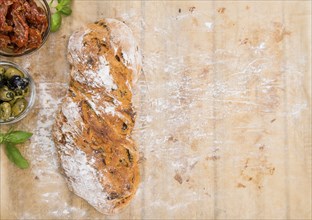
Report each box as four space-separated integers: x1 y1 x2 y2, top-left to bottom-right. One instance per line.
52 18 141 215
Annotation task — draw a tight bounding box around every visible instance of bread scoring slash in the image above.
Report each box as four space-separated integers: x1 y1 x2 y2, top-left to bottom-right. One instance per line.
52 18 141 215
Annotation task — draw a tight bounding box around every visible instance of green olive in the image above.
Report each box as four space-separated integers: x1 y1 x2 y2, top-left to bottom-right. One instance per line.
14 85 30 97
9 95 23 106
4 67 24 79
0 86 15 101
11 98 27 117
14 88 24 96
0 102 12 120
0 66 5 74
23 86 30 97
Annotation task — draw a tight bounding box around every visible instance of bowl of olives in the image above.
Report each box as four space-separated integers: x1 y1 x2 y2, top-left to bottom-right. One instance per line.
0 61 35 124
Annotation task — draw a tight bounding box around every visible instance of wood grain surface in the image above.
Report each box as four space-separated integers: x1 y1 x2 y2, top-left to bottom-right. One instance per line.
1 1 311 219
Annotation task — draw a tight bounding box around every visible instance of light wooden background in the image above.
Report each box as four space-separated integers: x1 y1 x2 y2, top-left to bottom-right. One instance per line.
1 1 311 219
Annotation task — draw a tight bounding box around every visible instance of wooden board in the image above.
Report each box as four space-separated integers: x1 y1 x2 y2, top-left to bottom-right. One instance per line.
1 1 311 219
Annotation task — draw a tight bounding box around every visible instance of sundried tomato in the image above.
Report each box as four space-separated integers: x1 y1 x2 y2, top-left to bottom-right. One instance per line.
0 0 48 53
11 6 29 48
28 28 42 49
0 4 13 32
24 0 48 28
0 34 10 48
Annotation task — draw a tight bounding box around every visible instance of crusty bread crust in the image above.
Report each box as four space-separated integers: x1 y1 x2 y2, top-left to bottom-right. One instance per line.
52 19 141 215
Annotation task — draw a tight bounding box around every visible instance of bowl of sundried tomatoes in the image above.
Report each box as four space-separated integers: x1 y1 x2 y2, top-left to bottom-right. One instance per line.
0 0 51 57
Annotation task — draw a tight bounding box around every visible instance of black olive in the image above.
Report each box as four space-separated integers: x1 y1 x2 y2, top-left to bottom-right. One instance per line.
7 76 21 89
115 55 120 62
21 78 30 89
8 76 29 90
126 149 133 163
107 192 119 200
122 123 128 131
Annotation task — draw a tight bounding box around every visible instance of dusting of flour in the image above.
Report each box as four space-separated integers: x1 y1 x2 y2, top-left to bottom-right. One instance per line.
9 5 309 220
60 149 110 212
73 56 117 90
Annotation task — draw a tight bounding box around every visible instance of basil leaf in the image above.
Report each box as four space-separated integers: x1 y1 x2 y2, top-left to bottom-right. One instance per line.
4 131 32 144
60 6 72 16
51 12 62 32
56 0 71 10
5 143 29 169
55 3 63 11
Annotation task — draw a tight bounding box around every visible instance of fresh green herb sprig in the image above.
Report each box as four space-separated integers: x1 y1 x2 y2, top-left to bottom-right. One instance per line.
49 0 73 32
0 128 32 169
